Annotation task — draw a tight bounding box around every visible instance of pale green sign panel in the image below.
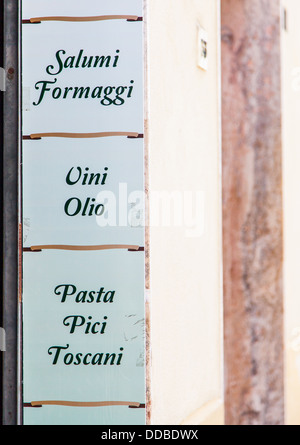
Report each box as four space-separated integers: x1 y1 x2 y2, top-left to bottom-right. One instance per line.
21 0 145 425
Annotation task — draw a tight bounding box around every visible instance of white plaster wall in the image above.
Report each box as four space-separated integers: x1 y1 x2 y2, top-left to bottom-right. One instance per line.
146 0 223 425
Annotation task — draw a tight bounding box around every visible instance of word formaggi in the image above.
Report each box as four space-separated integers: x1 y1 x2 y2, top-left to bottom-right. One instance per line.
33 49 135 106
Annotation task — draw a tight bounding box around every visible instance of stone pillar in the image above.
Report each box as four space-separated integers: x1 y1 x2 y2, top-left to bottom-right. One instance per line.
221 0 284 425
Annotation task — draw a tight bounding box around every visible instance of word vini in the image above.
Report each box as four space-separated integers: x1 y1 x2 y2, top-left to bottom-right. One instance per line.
33 49 135 106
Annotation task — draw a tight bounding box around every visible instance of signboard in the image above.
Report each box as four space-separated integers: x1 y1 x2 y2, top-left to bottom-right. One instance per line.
21 0 145 425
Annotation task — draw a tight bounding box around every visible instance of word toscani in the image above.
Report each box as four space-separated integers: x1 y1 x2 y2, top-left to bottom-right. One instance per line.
47 284 125 366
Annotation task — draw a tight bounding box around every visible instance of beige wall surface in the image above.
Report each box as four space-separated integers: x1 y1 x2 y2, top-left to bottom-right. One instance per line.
146 0 223 425
282 0 300 426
